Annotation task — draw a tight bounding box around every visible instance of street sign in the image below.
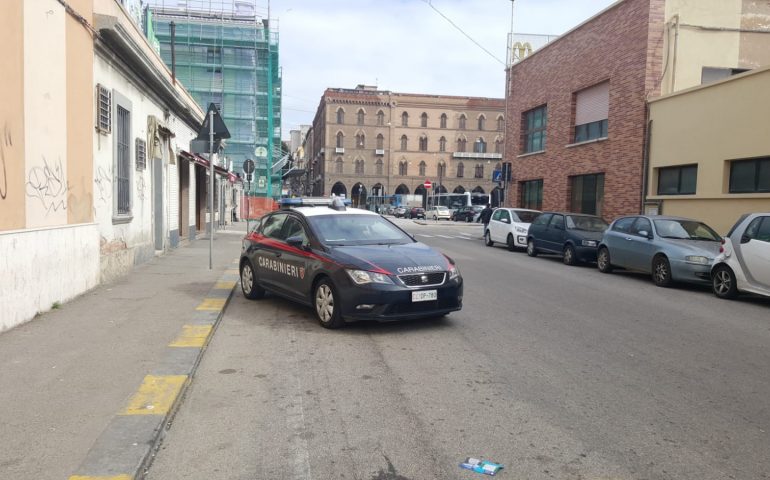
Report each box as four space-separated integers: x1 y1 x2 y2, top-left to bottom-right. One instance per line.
492 170 503 182
196 103 231 141
258 176 266 189
254 146 268 158
424 179 432 189
243 159 255 175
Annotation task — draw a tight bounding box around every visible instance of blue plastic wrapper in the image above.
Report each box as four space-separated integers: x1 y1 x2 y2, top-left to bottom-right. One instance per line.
459 457 504 476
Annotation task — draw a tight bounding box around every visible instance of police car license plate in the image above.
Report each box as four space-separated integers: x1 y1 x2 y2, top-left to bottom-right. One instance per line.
412 290 437 302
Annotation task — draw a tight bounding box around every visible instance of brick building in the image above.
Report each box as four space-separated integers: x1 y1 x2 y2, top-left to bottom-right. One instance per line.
504 0 770 221
306 85 505 208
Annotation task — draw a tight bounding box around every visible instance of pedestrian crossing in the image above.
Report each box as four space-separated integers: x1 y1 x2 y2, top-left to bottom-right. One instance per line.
415 233 480 241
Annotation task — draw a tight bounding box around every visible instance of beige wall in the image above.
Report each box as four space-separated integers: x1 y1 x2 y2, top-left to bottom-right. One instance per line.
648 66 770 233
67 0 95 224
0 0 26 230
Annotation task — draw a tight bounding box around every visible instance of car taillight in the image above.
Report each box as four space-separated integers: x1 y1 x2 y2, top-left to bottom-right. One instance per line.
719 238 725 253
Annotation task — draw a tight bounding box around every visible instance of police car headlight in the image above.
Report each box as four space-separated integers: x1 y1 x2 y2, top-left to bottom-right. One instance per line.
346 269 393 285
448 264 461 281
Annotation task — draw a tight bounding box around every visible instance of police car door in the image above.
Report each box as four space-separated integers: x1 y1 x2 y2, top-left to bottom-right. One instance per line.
269 215 313 301
256 212 289 290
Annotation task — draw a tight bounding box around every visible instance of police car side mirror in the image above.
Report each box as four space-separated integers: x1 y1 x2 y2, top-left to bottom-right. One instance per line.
286 236 307 249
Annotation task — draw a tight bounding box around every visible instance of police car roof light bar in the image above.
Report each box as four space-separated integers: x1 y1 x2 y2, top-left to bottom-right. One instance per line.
278 197 352 209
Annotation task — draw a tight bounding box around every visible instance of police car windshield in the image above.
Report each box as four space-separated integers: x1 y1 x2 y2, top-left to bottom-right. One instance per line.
307 214 414 246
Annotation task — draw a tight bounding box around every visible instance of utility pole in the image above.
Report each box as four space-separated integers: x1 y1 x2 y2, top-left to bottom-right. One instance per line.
503 0 515 208
208 108 214 270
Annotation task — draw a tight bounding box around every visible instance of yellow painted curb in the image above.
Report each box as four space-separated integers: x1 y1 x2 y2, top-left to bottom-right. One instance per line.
119 375 187 416
214 280 237 289
225 268 239 275
169 325 213 347
196 298 226 311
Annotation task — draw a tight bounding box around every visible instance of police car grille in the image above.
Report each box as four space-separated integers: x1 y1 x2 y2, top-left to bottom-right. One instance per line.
398 272 446 287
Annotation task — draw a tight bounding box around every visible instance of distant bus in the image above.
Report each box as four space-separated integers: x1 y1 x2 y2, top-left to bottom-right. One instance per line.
427 192 491 214
365 194 423 212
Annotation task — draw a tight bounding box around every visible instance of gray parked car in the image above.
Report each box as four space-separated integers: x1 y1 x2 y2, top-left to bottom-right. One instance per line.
597 215 722 287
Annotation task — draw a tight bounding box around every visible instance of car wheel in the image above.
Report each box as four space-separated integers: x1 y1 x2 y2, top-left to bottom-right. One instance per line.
506 234 516 252
314 278 344 329
526 239 538 257
563 244 578 266
466 216 472 223
484 230 494 247
597 247 613 273
652 255 673 287
712 265 738 299
240 260 265 299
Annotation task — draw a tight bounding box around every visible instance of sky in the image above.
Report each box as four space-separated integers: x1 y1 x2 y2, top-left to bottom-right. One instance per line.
274 0 618 139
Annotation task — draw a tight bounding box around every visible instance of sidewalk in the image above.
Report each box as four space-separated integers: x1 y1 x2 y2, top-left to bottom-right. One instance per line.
0 222 247 480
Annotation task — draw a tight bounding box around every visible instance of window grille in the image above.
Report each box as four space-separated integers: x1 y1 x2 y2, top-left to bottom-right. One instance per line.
135 138 146 170
116 105 131 215
96 84 111 134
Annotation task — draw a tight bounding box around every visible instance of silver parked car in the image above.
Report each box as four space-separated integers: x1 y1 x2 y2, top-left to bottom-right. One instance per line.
597 215 722 287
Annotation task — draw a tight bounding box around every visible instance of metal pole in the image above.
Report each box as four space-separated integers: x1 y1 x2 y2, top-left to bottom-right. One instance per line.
209 108 214 270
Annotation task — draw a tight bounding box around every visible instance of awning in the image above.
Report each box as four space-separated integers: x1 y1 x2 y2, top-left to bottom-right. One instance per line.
179 150 232 181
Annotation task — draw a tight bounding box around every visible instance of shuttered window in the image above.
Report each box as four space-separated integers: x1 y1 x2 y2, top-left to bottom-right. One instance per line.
116 106 131 215
574 81 609 142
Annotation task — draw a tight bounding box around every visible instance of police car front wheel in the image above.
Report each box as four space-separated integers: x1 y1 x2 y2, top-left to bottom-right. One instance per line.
240 261 265 300
314 278 344 329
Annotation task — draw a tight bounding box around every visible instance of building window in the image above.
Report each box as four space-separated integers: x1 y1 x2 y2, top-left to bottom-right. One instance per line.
474 138 487 153
377 110 385 126
459 114 466 130
438 162 446 178
376 134 384 149
494 139 502 154
336 132 344 148
478 115 485 131
702 67 750 85
376 159 383 175
135 138 146 170
457 162 464 178
570 173 605 216
419 136 428 152
399 161 408 176
400 135 408 150
439 136 446 152
401 112 409 127
336 108 344 124
419 161 426 176
522 105 547 154
335 157 343 174
457 138 466 152
497 116 504 132
115 104 131 215
574 81 609 143
440 113 447 129
474 163 484 179
356 133 365 149
96 84 111 134
729 157 770 193
355 159 365 174
657 165 697 195
421 112 428 128
520 179 543 210
206 46 221 64
357 109 365 126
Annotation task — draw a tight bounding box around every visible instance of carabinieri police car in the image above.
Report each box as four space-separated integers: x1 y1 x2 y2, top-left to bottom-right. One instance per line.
239 197 463 328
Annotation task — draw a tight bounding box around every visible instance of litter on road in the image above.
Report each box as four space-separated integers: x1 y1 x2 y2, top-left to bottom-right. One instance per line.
459 457 504 476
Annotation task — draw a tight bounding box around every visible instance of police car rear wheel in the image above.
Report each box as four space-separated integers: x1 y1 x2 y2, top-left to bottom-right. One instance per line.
240 261 265 300
314 279 344 329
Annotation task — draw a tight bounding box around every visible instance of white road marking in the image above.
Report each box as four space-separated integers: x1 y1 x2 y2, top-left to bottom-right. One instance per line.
436 235 454 238
416 234 434 238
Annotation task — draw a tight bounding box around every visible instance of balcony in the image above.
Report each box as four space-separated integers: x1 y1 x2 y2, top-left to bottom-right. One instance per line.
375 149 385 155
335 147 345 154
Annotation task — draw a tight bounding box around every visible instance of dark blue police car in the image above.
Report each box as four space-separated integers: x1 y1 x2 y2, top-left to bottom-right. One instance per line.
239 197 463 328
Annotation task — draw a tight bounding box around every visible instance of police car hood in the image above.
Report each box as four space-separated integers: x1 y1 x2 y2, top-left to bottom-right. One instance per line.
329 242 449 275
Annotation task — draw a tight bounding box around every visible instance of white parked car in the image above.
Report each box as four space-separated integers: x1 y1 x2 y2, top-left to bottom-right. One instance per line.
711 213 770 299
485 208 542 251
394 207 407 218
429 206 451 221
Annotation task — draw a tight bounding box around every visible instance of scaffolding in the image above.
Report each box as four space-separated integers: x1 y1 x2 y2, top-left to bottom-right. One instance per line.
147 0 282 198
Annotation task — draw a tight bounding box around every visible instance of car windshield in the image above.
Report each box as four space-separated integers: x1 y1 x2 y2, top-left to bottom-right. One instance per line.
437 206 448 211
566 215 609 232
513 211 540 223
653 219 721 241
307 214 414 246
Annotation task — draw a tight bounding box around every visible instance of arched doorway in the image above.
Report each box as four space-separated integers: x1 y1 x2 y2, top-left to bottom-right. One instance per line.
472 186 485 194
372 183 384 197
351 183 367 208
453 185 466 194
331 181 347 198
395 184 410 195
435 184 448 194
415 185 427 207
371 183 385 212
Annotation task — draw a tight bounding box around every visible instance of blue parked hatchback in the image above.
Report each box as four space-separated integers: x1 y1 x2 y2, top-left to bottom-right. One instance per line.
597 215 722 287
526 212 609 265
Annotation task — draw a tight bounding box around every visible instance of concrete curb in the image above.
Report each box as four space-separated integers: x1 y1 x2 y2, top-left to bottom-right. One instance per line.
68 261 240 480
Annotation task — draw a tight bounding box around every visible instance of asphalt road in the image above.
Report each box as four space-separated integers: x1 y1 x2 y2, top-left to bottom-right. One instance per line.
147 217 770 480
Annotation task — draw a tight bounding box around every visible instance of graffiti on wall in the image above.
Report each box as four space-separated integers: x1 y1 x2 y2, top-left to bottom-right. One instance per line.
137 173 146 201
94 166 112 204
0 124 10 200
26 155 68 213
